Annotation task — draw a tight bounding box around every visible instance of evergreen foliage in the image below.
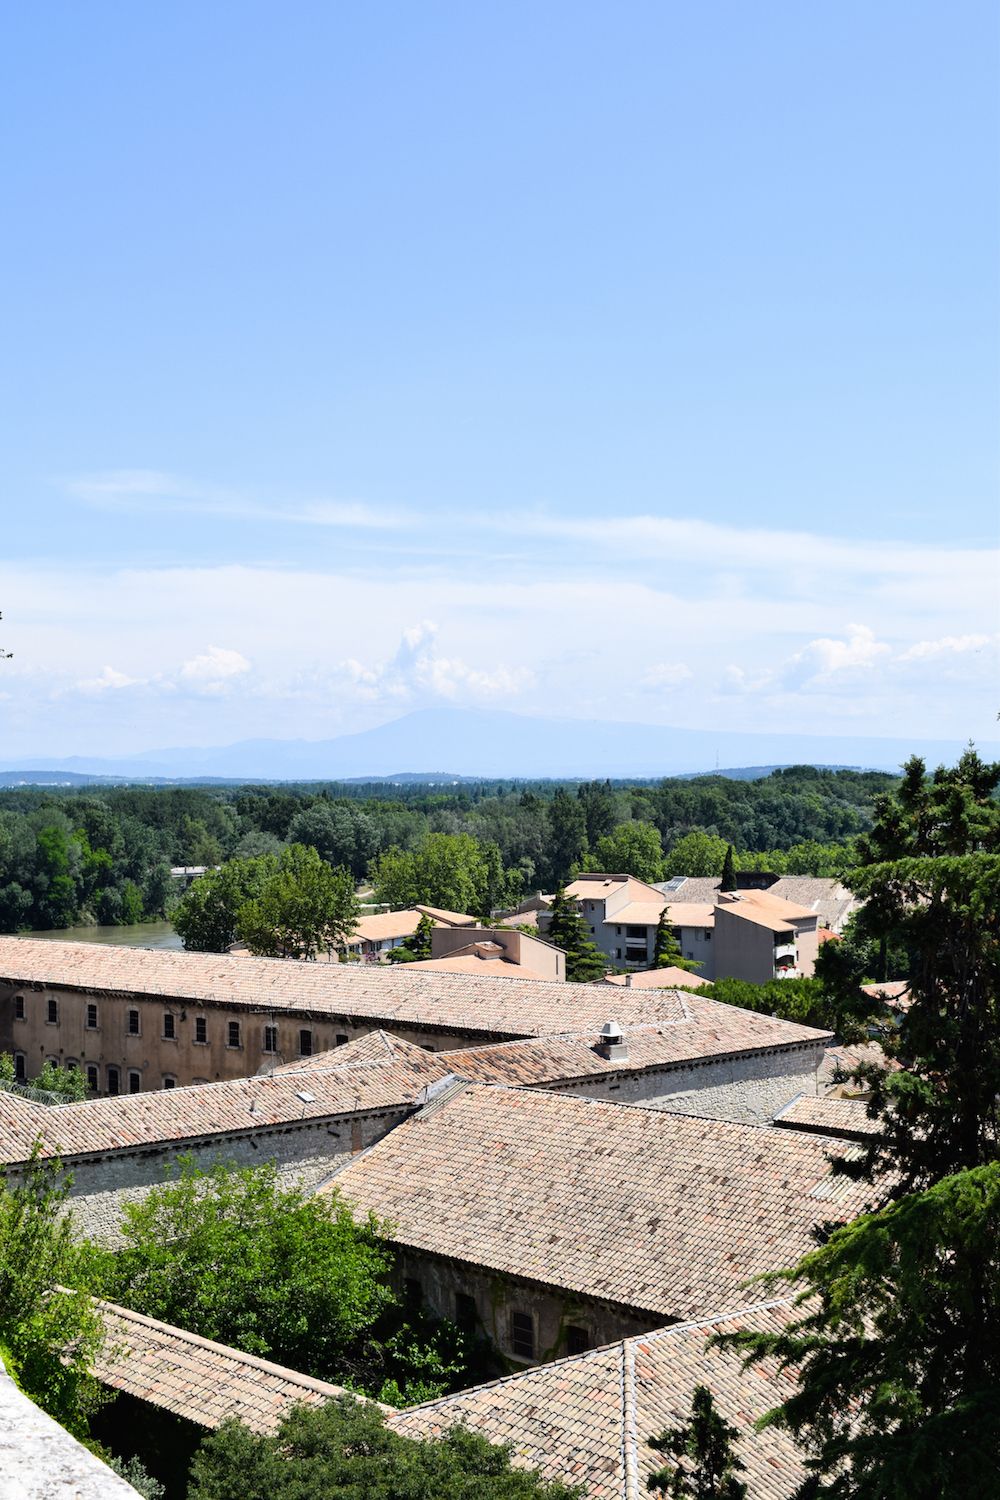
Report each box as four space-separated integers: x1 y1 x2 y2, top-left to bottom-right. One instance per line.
545 891 606 982
187 1396 584 1500
646 1383 747 1498
653 908 700 971
410 911 435 959
719 845 736 892
582 819 666 882
371 833 521 919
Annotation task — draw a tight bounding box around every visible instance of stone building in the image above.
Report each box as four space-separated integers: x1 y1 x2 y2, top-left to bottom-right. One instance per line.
0 936 828 1100
325 1081 869 1369
92 1296 808 1498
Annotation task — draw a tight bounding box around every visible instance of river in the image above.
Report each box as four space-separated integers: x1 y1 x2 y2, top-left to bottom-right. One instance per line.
25 920 183 950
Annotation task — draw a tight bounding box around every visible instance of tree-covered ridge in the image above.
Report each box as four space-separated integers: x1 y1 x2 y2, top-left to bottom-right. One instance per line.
0 766 901 933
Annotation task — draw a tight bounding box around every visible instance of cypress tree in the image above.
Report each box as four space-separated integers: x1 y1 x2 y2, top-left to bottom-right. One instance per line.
646 1384 747 1498
719 845 737 893
546 891 606 983
653 907 700 972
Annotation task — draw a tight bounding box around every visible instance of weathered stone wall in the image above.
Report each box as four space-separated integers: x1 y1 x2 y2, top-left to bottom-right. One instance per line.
0 981 493 1093
20 1106 408 1243
548 1043 823 1126
394 1249 656 1369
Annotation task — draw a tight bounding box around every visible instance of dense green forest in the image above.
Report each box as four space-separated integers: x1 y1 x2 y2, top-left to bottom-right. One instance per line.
0 766 898 933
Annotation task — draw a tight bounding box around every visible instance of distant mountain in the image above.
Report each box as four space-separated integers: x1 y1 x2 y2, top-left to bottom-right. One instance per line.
2 706 995 783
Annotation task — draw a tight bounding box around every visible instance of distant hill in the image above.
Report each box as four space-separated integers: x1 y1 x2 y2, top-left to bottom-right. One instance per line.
3 706 994 783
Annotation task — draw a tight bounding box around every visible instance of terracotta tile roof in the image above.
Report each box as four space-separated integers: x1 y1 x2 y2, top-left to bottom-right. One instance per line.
91 1297 805 1497
327 1083 868 1322
92 1300 376 1433
268 998 831 1092
0 1053 450 1166
394 1300 806 1499
774 1094 878 1141
350 906 476 944
403 955 553 981
0 937 701 1042
716 890 816 926
415 905 478 927
564 876 666 904
602 967 701 989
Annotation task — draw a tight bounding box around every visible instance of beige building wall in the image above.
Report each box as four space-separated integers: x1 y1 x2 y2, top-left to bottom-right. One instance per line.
429 927 565 981
0 984 511 1094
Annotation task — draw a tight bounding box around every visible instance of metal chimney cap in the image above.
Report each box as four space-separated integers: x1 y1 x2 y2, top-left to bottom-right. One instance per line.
599 1021 623 1043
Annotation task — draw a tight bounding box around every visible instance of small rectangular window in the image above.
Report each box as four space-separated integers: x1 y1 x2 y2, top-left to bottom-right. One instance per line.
455 1292 477 1330
86 1003 98 1029
14 1053 26 1081
163 1076 176 1089
404 1278 422 1305
298 1029 313 1057
46 998 58 1024
704 929 712 941
194 1016 207 1044
162 1012 176 1040
335 1033 348 1046
107 1066 120 1096
86 1063 99 1091
263 1025 278 1053
14 995 24 1020
510 1310 534 1359
227 1021 241 1049
566 1325 590 1355
127 1070 141 1094
128 1009 140 1036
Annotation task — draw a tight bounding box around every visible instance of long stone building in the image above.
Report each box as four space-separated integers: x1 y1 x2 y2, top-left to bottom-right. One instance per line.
0 937 829 1110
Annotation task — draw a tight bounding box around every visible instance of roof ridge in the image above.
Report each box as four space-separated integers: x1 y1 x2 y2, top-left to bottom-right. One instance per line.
622 1331 639 1500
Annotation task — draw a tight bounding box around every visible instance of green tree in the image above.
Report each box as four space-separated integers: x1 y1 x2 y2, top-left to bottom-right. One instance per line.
35 1058 88 1100
371 833 519 918
173 854 279 952
719 845 736 892
666 831 730 879
237 844 360 960
410 912 435 960
545 790 588 887
84 1159 396 1384
652 908 700 972
546 891 606 982
0 1146 105 1436
188 1396 583 1500
646 1384 747 1498
719 1163 1000 1500
583 820 665 883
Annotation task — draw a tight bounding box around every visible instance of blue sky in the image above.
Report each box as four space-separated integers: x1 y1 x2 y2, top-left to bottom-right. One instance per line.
2 1 997 758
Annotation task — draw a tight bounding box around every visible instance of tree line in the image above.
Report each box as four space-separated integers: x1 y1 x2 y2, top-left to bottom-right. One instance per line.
0 766 897 933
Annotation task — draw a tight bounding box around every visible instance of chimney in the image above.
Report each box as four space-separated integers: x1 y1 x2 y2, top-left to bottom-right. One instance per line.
597 1021 628 1063
624 973 633 988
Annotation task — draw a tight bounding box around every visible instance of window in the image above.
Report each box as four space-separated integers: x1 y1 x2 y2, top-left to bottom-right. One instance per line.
86 1064 99 1092
566 1325 590 1355
162 1075 176 1089
13 1052 25 1081
86 1003 98 1029
46 998 58 1024
335 1033 348 1046
127 1070 141 1094
14 995 24 1020
455 1292 477 1330
162 1011 176 1040
403 1278 422 1305
65 1058 80 1075
704 929 712 941
298 1029 313 1057
227 1021 241 1049
127 1009 140 1036
510 1310 535 1360
625 926 646 939
263 1025 278 1053
107 1066 121 1096
194 1016 207 1044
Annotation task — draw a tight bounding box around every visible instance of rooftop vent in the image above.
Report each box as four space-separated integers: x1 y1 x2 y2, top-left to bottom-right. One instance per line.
597 1021 628 1063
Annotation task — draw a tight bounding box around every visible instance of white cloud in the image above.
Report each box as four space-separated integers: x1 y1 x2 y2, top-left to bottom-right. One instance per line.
76 665 143 694
179 646 251 694
639 662 694 690
900 633 996 662
339 621 533 706
67 470 400 530
779 624 891 688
